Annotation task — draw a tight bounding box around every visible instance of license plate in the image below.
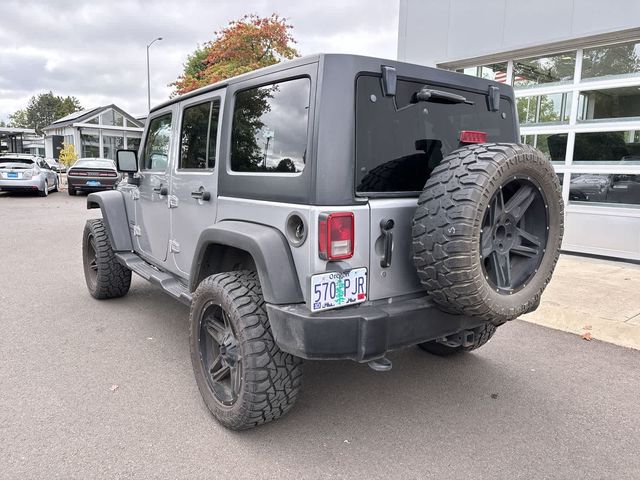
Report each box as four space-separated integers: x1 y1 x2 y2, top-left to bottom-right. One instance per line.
310 268 367 312
86 180 101 186
8 172 18 178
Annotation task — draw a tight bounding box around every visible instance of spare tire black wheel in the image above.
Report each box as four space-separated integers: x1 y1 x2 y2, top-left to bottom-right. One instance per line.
412 143 563 324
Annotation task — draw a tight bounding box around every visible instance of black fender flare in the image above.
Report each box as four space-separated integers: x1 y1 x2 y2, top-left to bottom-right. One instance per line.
191 221 304 305
86 191 133 252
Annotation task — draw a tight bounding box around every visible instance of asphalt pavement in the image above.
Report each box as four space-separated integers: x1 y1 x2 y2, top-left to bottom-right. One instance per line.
1 191 639 480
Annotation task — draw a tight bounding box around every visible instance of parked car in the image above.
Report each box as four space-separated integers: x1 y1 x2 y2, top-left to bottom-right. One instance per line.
67 158 121 195
0 154 58 196
82 54 564 430
45 158 66 173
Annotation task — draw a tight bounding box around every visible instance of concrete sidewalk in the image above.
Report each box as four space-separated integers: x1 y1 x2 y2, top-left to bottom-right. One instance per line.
522 253 640 350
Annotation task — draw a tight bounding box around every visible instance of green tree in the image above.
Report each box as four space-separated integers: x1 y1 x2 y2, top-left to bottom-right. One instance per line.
172 14 299 95
9 92 82 134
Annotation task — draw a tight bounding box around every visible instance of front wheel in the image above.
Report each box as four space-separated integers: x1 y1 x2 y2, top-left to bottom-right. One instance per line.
189 271 303 430
82 219 132 299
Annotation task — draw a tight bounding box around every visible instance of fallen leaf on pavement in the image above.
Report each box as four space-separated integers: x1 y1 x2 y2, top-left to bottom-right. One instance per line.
581 332 592 341
110 384 119 392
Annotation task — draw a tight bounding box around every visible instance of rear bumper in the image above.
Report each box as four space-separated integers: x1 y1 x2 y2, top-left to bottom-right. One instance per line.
0 178 45 191
266 295 486 362
68 177 118 190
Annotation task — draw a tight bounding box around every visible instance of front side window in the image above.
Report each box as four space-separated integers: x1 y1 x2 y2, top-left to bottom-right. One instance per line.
142 113 172 171
231 77 310 173
179 99 220 169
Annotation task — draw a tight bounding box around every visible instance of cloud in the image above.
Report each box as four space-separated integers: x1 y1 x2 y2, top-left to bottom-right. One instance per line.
0 0 399 122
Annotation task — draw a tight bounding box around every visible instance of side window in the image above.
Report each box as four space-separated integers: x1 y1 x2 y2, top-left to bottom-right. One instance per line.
179 99 220 169
142 113 172 171
231 77 310 173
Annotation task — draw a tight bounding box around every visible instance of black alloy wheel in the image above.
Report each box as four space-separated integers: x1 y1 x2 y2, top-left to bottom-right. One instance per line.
480 176 548 294
198 302 243 407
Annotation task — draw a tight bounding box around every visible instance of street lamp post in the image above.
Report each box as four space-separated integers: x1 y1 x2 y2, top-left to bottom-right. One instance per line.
146 37 163 112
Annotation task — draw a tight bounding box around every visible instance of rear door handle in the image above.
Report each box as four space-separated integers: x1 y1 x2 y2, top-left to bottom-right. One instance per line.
191 188 211 201
379 218 394 268
153 184 168 196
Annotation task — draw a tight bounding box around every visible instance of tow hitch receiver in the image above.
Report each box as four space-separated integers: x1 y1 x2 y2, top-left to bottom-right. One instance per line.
436 330 475 348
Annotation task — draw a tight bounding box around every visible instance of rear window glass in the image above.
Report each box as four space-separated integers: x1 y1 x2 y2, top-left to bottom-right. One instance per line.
355 75 516 194
0 158 34 166
73 160 114 169
230 77 310 173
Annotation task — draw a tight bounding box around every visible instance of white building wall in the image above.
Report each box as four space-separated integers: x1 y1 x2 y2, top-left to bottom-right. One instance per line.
398 0 640 67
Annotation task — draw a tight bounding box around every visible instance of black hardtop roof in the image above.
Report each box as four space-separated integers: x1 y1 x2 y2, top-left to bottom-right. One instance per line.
150 53 511 113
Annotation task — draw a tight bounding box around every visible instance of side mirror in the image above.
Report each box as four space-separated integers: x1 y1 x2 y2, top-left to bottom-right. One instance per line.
116 149 138 173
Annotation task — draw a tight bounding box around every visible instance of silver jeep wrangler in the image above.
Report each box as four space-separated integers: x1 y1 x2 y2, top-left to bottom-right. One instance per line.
82 54 563 430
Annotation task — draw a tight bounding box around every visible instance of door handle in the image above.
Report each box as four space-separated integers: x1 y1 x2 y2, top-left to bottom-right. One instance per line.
379 218 394 268
153 184 168 196
191 188 211 201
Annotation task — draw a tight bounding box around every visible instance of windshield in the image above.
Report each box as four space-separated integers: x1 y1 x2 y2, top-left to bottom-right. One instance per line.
73 159 115 169
355 75 517 194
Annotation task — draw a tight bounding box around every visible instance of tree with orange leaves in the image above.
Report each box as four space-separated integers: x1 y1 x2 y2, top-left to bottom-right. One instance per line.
172 14 299 96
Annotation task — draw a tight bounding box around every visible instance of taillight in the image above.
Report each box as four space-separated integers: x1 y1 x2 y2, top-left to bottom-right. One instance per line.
318 212 354 261
459 130 487 144
69 170 86 176
98 172 117 177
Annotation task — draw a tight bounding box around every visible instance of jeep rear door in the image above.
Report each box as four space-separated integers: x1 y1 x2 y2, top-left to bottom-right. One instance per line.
355 73 517 300
168 90 225 277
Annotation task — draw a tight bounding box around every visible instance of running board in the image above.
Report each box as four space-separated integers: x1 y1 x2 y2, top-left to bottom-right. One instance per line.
115 252 192 306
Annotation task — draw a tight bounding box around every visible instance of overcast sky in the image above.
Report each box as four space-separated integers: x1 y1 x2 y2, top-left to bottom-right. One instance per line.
0 0 399 123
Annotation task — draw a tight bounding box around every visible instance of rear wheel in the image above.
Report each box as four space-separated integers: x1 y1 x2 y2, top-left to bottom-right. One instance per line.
412 143 563 324
39 181 48 197
189 271 303 430
68 185 76 196
82 219 132 299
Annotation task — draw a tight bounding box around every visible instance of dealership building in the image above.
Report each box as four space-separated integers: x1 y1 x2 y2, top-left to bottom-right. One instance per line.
398 0 640 260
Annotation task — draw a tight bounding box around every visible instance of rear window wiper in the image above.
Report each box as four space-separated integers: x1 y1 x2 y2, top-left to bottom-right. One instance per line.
411 87 474 105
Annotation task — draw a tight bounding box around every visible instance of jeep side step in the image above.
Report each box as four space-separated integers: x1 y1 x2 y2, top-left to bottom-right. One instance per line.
115 252 192 305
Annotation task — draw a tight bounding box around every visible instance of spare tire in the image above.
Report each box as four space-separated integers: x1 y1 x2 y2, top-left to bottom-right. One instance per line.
411 143 563 324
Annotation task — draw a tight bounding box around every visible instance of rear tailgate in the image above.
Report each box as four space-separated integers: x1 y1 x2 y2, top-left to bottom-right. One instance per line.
355 72 518 300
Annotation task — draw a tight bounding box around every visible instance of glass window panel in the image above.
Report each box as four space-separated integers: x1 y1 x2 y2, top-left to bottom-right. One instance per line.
355 75 517 193
127 137 141 153
100 110 124 127
179 102 211 169
142 113 172 171
513 52 575 88
517 93 572 125
456 63 508 83
102 135 124 160
231 78 310 173
582 41 640 81
569 173 640 206
572 131 640 165
578 87 640 122
85 116 99 125
522 133 567 164
81 134 99 158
